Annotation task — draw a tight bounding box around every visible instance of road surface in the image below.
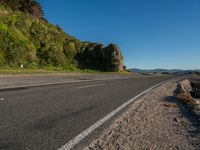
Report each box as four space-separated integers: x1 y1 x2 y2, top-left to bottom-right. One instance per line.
0 75 177 150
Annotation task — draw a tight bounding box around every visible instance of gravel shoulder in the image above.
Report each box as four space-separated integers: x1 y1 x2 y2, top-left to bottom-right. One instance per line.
85 80 200 150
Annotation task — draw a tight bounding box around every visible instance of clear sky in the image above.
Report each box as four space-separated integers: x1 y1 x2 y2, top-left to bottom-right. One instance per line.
38 0 200 69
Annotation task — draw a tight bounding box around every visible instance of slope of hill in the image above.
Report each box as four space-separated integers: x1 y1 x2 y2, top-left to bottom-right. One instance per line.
0 1 124 72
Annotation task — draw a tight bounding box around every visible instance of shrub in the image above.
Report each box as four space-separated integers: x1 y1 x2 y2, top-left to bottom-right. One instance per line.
0 22 36 66
0 50 5 66
63 42 77 59
191 80 200 98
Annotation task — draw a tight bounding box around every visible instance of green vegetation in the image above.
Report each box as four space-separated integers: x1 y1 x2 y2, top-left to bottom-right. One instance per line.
0 0 43 18
0 1 125 73
0 67 130 75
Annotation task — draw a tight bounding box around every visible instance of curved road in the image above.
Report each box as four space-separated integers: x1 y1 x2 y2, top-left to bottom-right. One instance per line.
0 75 177 150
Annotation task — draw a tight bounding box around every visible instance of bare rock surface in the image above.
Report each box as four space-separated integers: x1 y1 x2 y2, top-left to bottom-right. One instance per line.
85 80 200 150
178 79 192 94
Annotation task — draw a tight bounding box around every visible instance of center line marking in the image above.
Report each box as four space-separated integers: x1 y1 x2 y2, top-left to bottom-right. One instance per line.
58 80 169 150
76 84 105 89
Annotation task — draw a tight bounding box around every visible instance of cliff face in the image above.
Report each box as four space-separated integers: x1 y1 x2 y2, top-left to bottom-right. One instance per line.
77 43 124 72
104 44 124 72
0 1 124 72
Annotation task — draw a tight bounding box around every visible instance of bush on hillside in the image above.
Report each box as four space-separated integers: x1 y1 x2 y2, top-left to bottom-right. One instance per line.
0 4 124 71
0 22 36 66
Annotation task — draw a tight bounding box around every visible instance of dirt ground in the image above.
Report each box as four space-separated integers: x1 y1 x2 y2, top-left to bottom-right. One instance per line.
85 80 200 150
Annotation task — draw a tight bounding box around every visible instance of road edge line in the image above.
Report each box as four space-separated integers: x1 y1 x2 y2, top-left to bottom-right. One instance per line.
57 80 169 150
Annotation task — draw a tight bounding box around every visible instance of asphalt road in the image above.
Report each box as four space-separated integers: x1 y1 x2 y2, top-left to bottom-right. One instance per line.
0 75 177 150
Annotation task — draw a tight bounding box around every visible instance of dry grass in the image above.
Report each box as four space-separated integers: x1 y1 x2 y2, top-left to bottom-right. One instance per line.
175 92 199 106
175 93 193 103
164 103 177 109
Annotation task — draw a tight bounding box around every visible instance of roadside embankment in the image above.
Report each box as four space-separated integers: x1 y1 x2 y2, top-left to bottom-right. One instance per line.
85 78 200 150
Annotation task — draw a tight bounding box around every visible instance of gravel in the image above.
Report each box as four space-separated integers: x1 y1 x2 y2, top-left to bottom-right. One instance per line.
85 80 200 150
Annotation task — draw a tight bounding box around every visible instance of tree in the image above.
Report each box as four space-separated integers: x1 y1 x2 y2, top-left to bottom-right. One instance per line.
0 0 44 18
20 0 44 18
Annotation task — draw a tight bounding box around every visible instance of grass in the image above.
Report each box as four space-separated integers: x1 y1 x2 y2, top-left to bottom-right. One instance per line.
0 67 130 75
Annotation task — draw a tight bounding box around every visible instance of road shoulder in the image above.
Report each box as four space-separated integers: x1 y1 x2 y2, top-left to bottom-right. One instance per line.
85 80 200 150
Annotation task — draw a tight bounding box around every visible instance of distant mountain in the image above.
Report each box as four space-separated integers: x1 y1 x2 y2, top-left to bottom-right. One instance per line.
129 68 185 74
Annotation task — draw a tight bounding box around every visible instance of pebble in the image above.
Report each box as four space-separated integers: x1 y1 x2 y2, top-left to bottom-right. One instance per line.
174 117 181 122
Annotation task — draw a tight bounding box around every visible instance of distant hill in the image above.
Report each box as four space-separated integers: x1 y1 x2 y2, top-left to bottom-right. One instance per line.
0 0 124 72
129 68 200 74
129 68 185 74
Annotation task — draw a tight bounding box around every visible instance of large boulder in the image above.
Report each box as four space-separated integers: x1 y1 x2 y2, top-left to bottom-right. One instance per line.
103 44 124 72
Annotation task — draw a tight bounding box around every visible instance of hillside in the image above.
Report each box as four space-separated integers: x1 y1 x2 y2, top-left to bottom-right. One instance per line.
0 0 124 72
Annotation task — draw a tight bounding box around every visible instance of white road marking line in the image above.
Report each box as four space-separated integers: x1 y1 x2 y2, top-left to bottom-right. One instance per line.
76 84 105 89
57 80 168 150
0 77 135 90
0 75 167 90
0 98 4 101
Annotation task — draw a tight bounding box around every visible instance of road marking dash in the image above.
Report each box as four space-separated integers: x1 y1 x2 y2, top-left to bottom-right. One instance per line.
76 84 105 89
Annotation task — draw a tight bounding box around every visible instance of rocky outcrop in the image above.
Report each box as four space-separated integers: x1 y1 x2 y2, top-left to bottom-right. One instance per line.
77 43 124 72
176 79 200 117
177 79 192 94
103 44 124 72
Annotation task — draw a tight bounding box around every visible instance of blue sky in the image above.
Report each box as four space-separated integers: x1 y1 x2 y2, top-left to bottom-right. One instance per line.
39 0 200 69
